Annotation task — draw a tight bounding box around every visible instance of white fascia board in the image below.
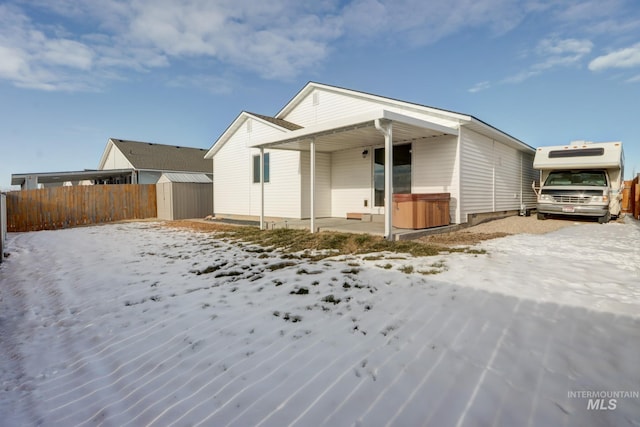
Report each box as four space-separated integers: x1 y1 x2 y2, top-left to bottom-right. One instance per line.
381 110 459 136
250 109 458 149
466 117 534 152
276 82 471 123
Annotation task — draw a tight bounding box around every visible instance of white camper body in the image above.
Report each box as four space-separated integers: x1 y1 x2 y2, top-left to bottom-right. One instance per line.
533 141 624 223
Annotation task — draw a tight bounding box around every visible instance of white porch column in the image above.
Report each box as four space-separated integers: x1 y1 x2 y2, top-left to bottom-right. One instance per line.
375 119 393 240
259 148 265 230
310 138 316 233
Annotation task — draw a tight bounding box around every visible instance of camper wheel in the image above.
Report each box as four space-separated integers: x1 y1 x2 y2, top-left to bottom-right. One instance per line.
598 212 611 224
537 212 547 220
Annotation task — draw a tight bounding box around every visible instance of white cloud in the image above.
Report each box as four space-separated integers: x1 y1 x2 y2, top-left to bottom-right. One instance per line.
0 0 633 92
341 0 527 46
0 0 343 90
589 43 640 71
0 4 98 90
468 81 491 93
504 37 593 84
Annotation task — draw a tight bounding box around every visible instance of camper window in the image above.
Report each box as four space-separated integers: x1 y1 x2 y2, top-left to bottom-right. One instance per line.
545 170 607 186
548 148 604 158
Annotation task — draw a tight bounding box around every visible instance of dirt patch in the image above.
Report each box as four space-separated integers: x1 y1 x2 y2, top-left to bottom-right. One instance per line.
420 231 510 246
163 219 237 233
420 215 581 246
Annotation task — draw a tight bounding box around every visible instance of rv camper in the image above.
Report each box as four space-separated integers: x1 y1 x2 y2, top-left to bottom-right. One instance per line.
533 141 624 223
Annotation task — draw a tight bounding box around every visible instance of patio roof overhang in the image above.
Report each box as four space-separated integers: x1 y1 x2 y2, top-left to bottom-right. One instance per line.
249 109 459 152
251 110 460 241
11 169 136 186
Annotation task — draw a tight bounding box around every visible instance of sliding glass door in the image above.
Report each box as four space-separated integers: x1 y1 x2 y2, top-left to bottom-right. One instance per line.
374 143 412 207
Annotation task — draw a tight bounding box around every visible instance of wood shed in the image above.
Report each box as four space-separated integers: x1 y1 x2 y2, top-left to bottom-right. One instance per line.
156 173 213 220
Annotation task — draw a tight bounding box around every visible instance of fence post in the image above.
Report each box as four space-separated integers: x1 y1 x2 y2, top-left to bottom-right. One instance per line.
0 193 6 263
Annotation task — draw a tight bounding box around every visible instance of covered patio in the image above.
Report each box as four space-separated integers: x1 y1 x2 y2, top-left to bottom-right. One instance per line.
250 109 459 240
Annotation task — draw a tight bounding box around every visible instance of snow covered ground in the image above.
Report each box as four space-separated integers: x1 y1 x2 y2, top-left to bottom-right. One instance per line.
1 219 639 426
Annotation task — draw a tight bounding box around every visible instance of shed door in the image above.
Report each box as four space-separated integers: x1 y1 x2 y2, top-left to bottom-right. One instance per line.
157 182 173 220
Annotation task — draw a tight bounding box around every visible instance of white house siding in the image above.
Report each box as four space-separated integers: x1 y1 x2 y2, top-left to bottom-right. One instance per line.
459 128 496 221
493 142 522 211
300 151 332 218
213 123 253 216
250 150 302 218
412 136 459 223
101 145 133 170
213 117 303 218
330 147 373 217
282 88 459 130
459 127 536 222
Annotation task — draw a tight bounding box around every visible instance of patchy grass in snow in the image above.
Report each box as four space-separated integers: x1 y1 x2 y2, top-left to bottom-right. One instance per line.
164 221 469 259
398 265 414 274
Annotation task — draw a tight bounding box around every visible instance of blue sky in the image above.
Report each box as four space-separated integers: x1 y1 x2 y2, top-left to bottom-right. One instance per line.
1 0 639 190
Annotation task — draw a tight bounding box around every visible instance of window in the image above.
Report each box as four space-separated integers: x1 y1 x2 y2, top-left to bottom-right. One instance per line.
548 148 604 158
252 153 270 183
544 170 607 186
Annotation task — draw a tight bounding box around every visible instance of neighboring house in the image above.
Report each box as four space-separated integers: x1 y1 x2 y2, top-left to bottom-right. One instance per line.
11 169 137 190
207 82 537 238
98 138 212 184
12 139 212 190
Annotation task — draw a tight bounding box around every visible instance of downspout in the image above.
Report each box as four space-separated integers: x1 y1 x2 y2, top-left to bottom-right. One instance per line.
374 119 393 241
492 140 496 212
519 152 523 213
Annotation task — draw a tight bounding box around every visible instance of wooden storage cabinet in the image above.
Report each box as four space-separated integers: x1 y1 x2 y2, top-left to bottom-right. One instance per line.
392 193 450 229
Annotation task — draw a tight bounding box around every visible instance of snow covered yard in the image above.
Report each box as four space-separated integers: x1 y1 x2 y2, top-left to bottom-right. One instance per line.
1 219 639 426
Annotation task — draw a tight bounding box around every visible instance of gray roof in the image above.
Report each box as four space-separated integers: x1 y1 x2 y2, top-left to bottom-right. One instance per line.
247 112 303 131
112 139 211 173
158 173 212 183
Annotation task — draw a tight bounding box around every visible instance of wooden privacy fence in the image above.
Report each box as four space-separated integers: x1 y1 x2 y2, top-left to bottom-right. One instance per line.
6 184 157 232
621 176 640 220
1 193 6 262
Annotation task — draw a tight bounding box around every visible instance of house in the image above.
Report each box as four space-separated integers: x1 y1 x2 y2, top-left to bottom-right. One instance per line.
98 138 212 184
12 139 212 190
11 169 137 190
205 82 537 239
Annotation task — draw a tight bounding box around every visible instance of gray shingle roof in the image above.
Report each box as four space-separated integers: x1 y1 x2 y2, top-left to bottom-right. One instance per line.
247 112 303 131
112 139 211 173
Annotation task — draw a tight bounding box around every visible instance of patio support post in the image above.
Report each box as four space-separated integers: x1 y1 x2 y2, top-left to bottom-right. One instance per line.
375 119 394 240
310 138 316 233
260 147 265 230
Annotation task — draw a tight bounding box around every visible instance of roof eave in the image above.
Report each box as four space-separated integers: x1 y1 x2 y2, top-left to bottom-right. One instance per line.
464 117 535 152
250 109 459 149
204 111 296 159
